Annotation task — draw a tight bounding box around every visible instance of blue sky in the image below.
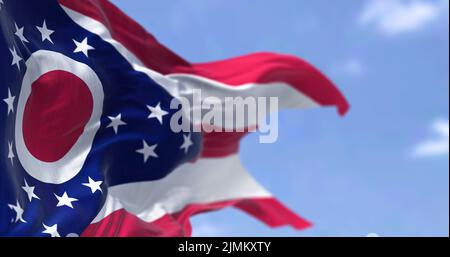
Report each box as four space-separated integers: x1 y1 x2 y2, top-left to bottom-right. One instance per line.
111 0 449 236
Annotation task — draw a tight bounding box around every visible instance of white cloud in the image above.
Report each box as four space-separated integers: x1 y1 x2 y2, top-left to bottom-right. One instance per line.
359 0 448 36
413 119 449 158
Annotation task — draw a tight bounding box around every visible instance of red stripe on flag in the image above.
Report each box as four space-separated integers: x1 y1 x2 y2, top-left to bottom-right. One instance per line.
81 198 311 237
200 128 249 158
174 53 350 116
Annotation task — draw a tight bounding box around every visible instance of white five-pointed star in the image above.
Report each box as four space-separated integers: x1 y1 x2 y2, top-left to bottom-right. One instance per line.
3 88 15 115
73 37 94 57
0 0 3 10
180 134 193 154
147 102 168 124
82 177 103 194
8 200 26 223
22 179 40 202
42 223 60 237
14 23 29 44
9 47 22 70
7 141 14 165
54 192 78 208
36 20 54 43
136 140 158 163
107 114 126 134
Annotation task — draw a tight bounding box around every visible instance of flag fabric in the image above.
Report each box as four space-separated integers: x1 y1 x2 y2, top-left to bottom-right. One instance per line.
0 0 349 237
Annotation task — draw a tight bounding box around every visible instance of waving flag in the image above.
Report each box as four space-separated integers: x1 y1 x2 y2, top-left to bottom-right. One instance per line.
0 0 349 237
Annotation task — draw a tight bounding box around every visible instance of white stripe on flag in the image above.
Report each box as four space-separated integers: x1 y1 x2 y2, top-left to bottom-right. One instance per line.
92 155 271 223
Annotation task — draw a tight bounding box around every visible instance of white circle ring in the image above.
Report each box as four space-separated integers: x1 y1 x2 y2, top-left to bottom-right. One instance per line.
15 50 104 184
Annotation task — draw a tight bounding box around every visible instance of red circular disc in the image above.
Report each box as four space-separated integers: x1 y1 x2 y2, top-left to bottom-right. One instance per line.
23 70 94 162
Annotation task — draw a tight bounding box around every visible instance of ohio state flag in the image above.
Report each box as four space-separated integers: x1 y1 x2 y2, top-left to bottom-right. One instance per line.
0 0 349 237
